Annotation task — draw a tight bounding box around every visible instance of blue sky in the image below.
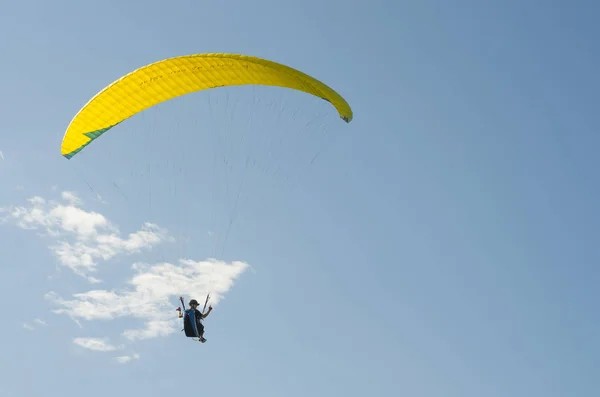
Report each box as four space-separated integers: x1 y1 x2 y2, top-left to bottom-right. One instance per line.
1 0 599 396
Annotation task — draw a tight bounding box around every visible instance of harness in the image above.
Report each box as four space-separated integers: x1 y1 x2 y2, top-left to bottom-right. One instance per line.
183 309 202 337
178 294 210 339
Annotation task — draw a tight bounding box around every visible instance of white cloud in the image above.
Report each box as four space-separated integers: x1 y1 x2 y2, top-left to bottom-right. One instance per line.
22 318 47 331
1 192 172 281
0 151 4 161
115 353 140 364
73 337 120 352
61 191 82 206
46 258 248 341
3 190 250 358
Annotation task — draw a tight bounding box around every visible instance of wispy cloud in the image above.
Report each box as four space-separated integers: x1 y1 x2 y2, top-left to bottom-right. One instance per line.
46 258 248 341
61 191 82 206
73 337 120 352
0 151 4 161
115 353 140 364
1 192 172 281
22 318 47 331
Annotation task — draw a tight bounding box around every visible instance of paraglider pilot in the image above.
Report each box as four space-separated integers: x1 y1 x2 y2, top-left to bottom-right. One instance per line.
183 299 213 343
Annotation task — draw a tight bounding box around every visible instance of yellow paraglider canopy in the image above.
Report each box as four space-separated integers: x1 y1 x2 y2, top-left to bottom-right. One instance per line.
60 53 353 159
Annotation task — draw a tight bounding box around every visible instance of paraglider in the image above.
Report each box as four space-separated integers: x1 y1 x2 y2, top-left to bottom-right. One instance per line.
60 53 353 344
